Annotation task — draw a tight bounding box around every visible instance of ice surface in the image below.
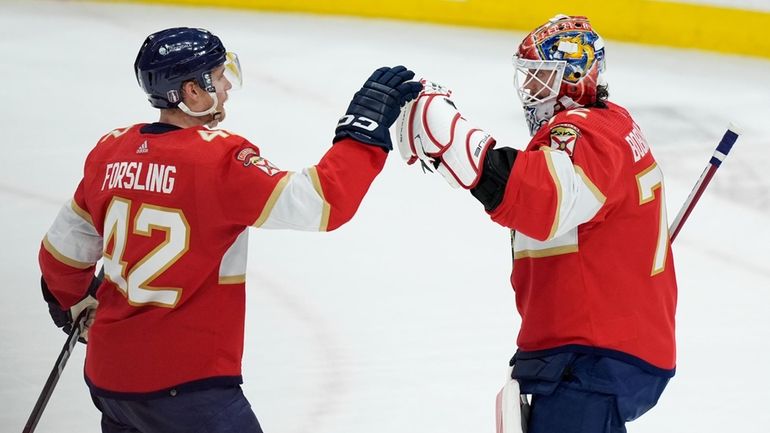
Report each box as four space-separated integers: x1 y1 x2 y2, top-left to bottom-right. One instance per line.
1 1 768 432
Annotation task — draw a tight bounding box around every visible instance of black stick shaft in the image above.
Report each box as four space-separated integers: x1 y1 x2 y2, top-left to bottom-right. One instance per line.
22 310 87 433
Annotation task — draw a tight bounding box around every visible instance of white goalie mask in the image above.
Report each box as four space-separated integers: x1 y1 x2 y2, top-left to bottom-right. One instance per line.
512 15 607 136
513 57 567 136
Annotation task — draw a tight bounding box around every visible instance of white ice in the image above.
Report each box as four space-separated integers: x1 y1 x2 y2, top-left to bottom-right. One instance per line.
1 1 769 432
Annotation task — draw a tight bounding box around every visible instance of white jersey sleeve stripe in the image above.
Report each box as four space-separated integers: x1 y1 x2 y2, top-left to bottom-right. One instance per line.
252 174 291 228
43 236 93 269
44 200 103 268
543 149 607 240
71 200 94 226
543 149 563 240
307 166 331 232
574 165 607 204
514 230 579 259
255 168 331 232
218 229 248 284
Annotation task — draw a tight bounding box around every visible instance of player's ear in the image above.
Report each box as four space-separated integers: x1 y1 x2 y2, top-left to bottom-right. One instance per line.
181 80 202 101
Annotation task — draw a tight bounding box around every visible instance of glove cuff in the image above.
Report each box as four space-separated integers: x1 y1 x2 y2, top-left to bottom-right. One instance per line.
471 147 519 211
334 128 392 151
41 276 63 308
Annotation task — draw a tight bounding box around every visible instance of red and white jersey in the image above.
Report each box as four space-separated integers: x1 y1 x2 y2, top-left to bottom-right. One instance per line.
39 123 386 396
490 102 677 373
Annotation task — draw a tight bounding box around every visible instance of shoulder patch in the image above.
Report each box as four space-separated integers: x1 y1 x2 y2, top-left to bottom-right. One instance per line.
99 127 130 143
235 147 280 176
549 123 581 156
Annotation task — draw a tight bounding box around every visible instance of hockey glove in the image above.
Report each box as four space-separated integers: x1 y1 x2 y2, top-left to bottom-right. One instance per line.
396 80 496 189
334 65 423 151
41 275 100 343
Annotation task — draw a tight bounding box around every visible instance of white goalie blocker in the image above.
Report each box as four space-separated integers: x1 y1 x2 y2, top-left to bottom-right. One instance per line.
396 80 495 189
496 367 528 433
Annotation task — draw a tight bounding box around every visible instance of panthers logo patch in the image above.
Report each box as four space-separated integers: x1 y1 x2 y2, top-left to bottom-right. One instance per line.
236 147 280 176
549 124 580 156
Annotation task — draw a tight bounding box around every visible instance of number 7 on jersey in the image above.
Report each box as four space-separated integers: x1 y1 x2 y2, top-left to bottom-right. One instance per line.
636 163 669 276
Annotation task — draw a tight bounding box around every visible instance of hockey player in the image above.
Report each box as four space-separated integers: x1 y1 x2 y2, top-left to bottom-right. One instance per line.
398 15 676 433
38 27 421 432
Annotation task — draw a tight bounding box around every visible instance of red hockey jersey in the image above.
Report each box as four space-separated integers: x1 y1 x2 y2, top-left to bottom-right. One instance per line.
490 102 677 373
39 123 386 396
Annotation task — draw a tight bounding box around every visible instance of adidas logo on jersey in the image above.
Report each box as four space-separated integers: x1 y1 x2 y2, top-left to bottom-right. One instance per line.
136 140 149 154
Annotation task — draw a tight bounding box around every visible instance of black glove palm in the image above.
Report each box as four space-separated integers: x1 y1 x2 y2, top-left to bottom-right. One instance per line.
334 65 423 151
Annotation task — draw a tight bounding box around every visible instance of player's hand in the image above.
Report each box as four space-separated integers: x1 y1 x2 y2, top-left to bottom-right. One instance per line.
41 276 100 343
334 66 423 151
396 80 452 166
396 80 496 189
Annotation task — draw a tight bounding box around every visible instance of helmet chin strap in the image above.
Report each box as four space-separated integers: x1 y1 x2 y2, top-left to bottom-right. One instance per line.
178 92 222 128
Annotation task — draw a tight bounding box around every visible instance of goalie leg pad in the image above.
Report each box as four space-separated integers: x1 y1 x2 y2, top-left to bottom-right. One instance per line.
496 377 524 433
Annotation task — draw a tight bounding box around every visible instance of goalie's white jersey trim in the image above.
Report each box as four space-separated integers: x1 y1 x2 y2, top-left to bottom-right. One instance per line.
543 148 606 240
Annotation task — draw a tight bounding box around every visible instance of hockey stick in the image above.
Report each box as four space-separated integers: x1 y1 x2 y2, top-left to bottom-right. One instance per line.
23 267 102 433
669 125 740 242
22 309 89 433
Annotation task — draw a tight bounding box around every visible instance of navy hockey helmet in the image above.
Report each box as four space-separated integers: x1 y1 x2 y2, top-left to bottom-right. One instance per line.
134 27 228 109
